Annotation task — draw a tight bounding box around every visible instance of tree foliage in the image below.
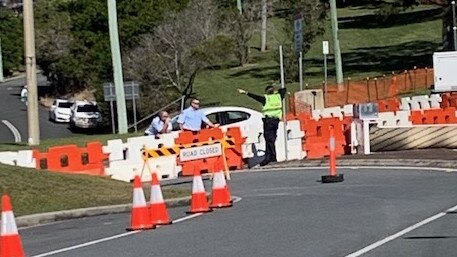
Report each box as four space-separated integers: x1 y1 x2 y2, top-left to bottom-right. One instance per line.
34 0 188 96
123 0 234 114
0 9 23 75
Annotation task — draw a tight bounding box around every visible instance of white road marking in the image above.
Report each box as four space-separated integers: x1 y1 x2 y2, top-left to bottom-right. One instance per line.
345 204 457 257
31 196 242 257
31 231 140 257
1 120 21 142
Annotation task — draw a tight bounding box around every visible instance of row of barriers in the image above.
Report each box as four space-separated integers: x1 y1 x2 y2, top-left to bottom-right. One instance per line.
2 91 457 181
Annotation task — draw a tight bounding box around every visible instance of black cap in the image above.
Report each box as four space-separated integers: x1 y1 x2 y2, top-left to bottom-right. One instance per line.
265 85 274 92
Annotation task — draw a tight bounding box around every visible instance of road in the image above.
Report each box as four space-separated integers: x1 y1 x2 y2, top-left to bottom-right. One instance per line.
0 74 74 143
19 167 457 257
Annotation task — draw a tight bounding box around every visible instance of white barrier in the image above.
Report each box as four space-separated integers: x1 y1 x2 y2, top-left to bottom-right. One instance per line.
275 120 306 162
0 150 35 168
401 94 442 111
376 110 412 127
103 135 181 182
312 104 354 120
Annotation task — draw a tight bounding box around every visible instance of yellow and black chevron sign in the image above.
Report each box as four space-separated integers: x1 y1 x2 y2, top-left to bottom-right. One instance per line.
142 138 236 159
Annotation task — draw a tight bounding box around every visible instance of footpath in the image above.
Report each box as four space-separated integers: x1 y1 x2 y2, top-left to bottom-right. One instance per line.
15 148 457 227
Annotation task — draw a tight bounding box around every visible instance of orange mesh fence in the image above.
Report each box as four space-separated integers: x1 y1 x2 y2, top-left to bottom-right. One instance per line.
295 67 434 111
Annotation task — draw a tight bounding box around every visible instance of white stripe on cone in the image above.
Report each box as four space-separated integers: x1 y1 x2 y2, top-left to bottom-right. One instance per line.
150 185 164 204
213 171 227 189
192 175 205 193
133 188 147 207
1 211 18 235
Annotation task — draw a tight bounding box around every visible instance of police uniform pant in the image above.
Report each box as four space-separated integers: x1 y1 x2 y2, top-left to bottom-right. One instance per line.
262 117 279 164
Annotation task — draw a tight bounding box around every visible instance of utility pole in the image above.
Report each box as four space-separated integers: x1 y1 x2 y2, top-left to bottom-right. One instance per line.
329 0 344 91
260 0 267 52
23 0 40 145
452 1 457 51
0 39 4 82
237 0 242 15
107 0 128 134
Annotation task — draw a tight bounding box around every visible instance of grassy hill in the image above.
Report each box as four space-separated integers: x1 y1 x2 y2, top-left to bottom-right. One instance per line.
193 4 443 111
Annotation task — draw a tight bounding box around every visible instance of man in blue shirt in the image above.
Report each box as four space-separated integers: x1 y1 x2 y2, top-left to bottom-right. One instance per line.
144 111 172 137
178 98 218 132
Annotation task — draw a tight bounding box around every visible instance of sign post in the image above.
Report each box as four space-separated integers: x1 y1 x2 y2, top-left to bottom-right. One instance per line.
323 41 329 105
279 45 288 161
103 81 140 134
294 14 304 91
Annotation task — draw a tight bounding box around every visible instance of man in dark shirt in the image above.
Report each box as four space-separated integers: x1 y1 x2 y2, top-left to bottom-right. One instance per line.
238 85 287 166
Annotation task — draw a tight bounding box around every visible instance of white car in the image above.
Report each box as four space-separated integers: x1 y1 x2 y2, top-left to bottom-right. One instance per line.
69 100 103 129
49 99 73 123
170 106 263 132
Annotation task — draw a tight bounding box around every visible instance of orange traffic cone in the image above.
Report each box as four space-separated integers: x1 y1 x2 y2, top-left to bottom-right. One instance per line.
149 172 172 226
127 176 154 231
209 167 233 208
187 168 212 214
1 195 25 257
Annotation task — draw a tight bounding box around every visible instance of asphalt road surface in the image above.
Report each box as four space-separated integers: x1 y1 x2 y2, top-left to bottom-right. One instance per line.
19 167 457 257
0 75 74 143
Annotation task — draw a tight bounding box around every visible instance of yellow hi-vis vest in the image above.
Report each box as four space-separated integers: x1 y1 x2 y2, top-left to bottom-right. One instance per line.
262 93 282 119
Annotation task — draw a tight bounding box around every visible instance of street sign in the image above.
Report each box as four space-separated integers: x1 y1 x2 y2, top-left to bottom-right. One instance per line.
294 17 303 54
103 81 139 102
103 81 141 134
355 103 379 119
322 41 329 55
179 143 222 162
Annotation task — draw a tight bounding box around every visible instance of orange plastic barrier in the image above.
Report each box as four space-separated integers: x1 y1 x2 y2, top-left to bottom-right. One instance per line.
378 99 400 112
177 128 241 176
409 108 457 125
225 127 246 170
441 93 457 108
32 141 107 176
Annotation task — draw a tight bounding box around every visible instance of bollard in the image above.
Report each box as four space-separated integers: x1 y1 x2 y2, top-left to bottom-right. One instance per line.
322 126 344 183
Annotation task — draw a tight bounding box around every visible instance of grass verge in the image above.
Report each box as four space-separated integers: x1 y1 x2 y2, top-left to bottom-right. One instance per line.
0 164 189 217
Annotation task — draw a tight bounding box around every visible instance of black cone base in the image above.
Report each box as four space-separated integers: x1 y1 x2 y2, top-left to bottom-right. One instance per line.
321 174 344 183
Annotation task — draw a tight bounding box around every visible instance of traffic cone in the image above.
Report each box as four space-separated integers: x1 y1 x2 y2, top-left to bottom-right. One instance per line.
187 168 212 214
149 172 172 226
127 176 154 231
1 195 25 257
321 126 344 183
209 167 233 209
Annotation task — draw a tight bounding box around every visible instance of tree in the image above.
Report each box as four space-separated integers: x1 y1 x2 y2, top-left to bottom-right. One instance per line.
0 8 23 76
123 0 233 114
34 0 189 96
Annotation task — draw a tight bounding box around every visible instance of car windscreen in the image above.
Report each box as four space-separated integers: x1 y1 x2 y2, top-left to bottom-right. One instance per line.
77 105 99 112
58 102 73 108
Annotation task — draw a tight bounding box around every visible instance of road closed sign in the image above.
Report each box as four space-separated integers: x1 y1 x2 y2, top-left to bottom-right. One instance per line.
180 143 222 162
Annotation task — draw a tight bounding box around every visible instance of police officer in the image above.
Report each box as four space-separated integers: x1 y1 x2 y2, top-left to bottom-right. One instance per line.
238 84 286 166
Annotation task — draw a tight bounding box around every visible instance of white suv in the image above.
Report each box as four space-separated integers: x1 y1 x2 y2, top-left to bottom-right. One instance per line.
69 100 102 129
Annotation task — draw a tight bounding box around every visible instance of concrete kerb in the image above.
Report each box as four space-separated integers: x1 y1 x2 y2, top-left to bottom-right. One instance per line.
16 196 191 228
251 158 457 170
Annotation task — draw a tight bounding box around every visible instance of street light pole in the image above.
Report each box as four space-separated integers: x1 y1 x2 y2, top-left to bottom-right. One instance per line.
23 0 40 145
108 0 128 134
329 0 344 91
452 1 457 51
0 39 4 82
